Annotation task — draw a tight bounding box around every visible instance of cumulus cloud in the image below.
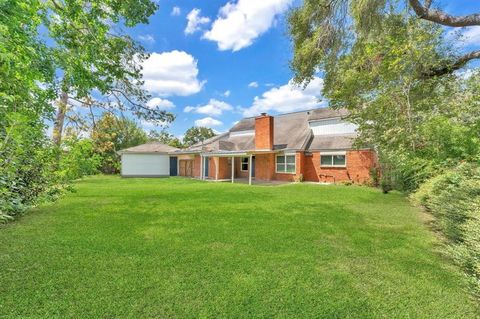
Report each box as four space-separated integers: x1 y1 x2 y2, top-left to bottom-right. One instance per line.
171 6 181 16
146 97 175 109
248 81 259 88
203 0 293 51
142 50 204 96
195 117 223 127
223 90 231 97
242 76 326 117
185 8 211 35
138 34 155 44
184 99 233 116
461 26 480 46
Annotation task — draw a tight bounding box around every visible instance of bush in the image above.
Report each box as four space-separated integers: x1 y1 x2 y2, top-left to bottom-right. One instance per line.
58 137 101 181
412 163 480 295
0 112 58 222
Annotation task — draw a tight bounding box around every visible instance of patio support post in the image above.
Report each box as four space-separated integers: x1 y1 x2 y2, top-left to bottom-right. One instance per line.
231 156 235 183
200 155 203 180
248 154 253 185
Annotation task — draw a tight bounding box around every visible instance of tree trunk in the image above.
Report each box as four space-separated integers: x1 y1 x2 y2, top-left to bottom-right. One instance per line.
52 91 68 146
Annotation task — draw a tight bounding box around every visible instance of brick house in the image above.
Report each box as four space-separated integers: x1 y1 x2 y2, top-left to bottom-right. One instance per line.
172 108 377 184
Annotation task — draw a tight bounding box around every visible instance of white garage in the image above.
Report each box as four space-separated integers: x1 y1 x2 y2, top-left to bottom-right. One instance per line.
118 142 179 177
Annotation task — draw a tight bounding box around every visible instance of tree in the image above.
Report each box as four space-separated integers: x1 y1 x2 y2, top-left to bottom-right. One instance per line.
182 127 215 147
39 0 174 146
148 130 183 148
289 2 480 191
288 0 479 84
91 113 147 173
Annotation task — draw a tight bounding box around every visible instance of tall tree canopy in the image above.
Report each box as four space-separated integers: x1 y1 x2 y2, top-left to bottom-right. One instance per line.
289 0 480 191
289 0 480 84
183 127 216 147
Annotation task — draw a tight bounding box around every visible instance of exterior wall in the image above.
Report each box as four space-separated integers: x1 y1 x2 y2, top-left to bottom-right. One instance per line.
303 150 376 183
254 154 275 181
235 157 249 178
255 115 274 150
310 118 358 135
217 157 232 179
121 154 170 176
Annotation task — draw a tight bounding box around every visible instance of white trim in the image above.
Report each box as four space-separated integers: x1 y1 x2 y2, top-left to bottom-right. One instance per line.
248 155 253 185
275 154 296 174
229 130 255 137
231 156 235 183
320 151 346 156
240 157 249 171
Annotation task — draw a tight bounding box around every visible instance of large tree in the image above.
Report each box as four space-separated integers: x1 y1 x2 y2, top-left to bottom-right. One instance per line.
183 127 216 147
40 0 174 145
288 1 480 191
91 113 147 173
289 0 480 84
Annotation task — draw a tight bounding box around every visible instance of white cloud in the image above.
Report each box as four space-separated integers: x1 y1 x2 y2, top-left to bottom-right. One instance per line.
242 76 326 117
146 97 175 109
185 8 211 35
184 98 233 116
138 34 155 44
203 0 293 51
223 90 231 97
142 50 204 96
248 81 259 88
461 26 480 46
171 6 181 16
195 117 223 127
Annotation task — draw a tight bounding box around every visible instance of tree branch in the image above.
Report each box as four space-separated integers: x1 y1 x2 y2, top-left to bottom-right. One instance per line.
409 0 480 27
424 50 480 77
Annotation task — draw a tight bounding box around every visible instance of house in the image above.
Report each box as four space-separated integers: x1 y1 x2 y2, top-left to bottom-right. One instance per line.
118 142 179 177
173 108 377 184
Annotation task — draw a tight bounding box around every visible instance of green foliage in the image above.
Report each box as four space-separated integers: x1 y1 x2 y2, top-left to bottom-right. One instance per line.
183 126 215 147
148 129 183 148
412 163 480 295
289 2 480 192
0 112 56 222
58 137 101 181
91 113 147 173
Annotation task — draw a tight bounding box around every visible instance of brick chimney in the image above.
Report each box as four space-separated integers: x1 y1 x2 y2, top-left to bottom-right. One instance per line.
255 113 274 150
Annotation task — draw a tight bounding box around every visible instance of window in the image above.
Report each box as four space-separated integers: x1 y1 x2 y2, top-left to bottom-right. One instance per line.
276 155 296 174
320 154 346 167
241 157 249 171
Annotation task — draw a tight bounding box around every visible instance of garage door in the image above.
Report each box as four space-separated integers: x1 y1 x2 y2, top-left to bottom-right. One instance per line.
121 154 170 177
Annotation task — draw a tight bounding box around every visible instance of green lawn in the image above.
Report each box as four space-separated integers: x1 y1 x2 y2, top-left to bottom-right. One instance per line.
0 176 477 318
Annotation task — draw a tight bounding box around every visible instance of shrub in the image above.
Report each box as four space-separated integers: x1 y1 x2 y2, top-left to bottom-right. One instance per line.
412 163 480 295
58 137 101 181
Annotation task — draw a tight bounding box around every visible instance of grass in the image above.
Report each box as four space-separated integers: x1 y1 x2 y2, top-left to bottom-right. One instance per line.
0 176 478 318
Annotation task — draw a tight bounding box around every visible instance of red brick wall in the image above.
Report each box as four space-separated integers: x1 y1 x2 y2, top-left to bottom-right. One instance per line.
216 157 231 180
235 157 249 178
254 154 275 181
303 150 376 184
255 115 274 150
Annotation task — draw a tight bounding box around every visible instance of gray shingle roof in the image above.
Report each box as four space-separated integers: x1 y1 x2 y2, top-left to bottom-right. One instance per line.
179 107 360 154
118 142 179 154
306 134 356 150
307 108 349 121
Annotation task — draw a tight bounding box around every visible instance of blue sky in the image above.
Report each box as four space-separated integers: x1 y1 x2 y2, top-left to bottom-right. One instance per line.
123 0 480 138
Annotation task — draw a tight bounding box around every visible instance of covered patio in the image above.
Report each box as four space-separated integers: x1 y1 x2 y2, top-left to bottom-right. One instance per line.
199 151 256 185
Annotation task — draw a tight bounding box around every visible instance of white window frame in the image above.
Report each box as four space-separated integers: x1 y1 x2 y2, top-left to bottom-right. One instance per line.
240 157 249 171
276 154 296 174
320 152 347 168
